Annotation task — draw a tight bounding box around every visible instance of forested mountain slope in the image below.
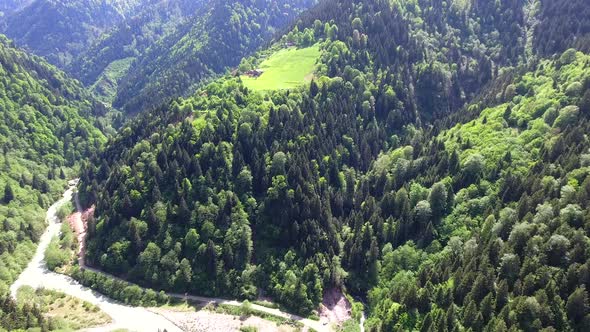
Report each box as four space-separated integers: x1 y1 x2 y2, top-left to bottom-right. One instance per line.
533 0 590 56
76 0 590 329
362 48 590 332
1 0 146 68
111 0 318 114
0 0 32 23
0 34 104 298
70 0 208 105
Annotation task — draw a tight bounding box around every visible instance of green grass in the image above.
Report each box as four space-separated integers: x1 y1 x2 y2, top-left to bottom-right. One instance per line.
339 319 361 332
206 303 304 328
252 299 279 309
241 45 320 91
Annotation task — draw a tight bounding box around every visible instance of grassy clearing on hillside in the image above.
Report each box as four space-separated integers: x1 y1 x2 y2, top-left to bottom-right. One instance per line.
241 45 320 91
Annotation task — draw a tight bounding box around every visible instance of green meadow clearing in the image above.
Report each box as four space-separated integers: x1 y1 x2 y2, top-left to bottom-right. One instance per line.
241 45 320 91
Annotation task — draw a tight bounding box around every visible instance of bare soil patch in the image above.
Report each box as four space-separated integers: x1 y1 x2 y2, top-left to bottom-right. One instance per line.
67 205 94 265
319 288 352 326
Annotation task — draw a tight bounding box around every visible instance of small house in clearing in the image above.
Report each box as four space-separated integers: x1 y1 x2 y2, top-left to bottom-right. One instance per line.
244 69 264 78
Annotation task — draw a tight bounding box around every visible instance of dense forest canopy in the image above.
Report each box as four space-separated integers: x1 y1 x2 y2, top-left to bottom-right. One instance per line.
0 0 32 23
76 1 590 331
2 0 590 330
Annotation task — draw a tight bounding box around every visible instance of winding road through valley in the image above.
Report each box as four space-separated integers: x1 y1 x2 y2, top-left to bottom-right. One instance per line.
9 181 329 332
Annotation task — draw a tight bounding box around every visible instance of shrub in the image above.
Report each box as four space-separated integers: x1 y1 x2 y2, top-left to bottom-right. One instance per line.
71 268 170 307
45 237 69 271
240 327 258 332
566 82 583 97
559 49 578 66
56 201 74 221
241 300 253 316
504 84 517 101
553 105 580 129
543 107 559 125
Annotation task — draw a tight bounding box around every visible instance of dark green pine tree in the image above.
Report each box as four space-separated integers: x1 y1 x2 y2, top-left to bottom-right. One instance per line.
3 183 14 204
567 287 590 329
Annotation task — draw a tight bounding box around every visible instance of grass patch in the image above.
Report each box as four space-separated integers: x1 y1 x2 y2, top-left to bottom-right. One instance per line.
241 45 320 91
158 298 200 312
240 326 258 332
205 302 303 328
252 299 279 309
339 319 360 332
17 286 111 330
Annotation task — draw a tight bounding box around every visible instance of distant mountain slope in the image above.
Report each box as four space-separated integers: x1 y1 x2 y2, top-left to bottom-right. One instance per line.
70 0 207 104
0 34 104 297
111 0 318 114
0 0 32 22
1 0 145 68
533 0 590 55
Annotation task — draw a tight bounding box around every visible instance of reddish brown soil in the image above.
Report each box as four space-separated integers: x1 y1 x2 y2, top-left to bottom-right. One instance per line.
67 205 94 266
319 288 352 325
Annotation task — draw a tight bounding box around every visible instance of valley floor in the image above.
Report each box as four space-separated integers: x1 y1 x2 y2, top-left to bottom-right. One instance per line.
9 181 337 332
10 181 183 332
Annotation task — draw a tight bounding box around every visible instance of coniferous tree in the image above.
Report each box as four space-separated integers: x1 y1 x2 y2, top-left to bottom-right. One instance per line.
3 183 14 204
